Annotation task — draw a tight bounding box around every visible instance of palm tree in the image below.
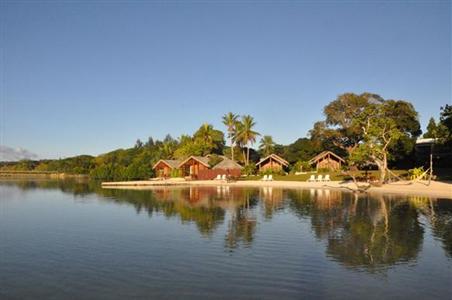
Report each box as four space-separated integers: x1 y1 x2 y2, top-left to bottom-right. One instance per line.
236 115 259 165
259 135 275 157
222 112 239 161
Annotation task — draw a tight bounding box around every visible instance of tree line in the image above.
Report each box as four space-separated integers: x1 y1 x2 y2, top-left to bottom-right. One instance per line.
2 93 451 182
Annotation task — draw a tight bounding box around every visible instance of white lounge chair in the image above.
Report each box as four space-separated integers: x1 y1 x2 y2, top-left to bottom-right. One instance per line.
262 175 268 181
307 175 316 182
215 174 222 180
221 174 227 180
316 175 323 182
324 174 331 182
268 174 273 181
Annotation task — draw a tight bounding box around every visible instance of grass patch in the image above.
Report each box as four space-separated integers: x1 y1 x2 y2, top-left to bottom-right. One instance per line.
240 170 410 182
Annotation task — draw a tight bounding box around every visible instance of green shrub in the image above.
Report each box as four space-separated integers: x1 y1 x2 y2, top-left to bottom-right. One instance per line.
408 167 425 180
291 161 312 173
259 168 284 176
241 164 256 176
170 169 181 178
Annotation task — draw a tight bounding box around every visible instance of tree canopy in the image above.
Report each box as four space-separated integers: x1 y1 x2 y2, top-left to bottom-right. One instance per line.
1 97 432 180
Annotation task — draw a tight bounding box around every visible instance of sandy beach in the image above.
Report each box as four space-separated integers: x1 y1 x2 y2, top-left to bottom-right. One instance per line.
102 179 452 198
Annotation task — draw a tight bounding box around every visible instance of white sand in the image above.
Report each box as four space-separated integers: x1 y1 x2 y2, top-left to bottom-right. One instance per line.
102 179 452 198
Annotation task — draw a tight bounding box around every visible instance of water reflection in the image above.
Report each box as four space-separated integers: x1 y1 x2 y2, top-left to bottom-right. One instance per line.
2 179 451 270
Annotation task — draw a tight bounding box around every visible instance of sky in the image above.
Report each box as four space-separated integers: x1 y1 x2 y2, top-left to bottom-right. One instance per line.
1 0 451 160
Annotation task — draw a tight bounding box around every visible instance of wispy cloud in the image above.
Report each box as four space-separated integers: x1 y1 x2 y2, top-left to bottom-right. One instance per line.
0 145 39 162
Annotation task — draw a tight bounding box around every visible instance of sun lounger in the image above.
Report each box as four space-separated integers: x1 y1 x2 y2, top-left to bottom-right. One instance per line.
268 174 273 181
215 174 222 180
221 174 227 180
316 175 323 182
261 175 268 181
308 175 316 182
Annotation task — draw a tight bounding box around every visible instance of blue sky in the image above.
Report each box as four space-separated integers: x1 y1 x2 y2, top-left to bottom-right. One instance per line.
1 1 451 159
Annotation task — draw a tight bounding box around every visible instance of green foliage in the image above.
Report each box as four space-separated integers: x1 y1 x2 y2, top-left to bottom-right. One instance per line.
193 123 225 155
289 161 312 173
170 168 181 178
1 102 427 181
241 164 256 176
235 115 260 165
222 112 240 161
283 138 322 164
423 118 438 138
173 135 203 159
310 93 421 164
173 124 225 159
312 93 379 154
259 168 284 176
440 104 452 134
259 135 275 157
348 99 418 182
427 105 452 144
408 167 425 180
208 154 223 167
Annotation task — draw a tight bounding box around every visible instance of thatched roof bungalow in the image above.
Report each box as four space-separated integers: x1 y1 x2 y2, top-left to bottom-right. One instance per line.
308 151 345 171
256 154 289 172
212 157 243 170
152 159 181 178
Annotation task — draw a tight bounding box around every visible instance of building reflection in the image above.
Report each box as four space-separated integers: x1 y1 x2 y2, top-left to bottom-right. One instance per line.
259 187 285 219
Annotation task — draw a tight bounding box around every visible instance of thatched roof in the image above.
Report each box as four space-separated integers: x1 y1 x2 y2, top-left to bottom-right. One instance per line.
256 154 289 167
178 156 210 168
212 157 243 170
152 159 181 170
308 151 345 164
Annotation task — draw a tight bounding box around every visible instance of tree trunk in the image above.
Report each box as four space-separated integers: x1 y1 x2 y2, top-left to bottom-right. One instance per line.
376 154 387 184
231 138 234 161
247 146 250 166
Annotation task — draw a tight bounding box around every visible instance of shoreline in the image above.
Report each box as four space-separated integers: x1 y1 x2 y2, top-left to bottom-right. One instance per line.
102 179 452 198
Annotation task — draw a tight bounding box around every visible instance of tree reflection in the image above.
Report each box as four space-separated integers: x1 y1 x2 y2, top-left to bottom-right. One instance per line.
3 179 451 261
409 196 452 257
326 196 423 271
225 188 258 249
290 189 425 272
103 187 227 237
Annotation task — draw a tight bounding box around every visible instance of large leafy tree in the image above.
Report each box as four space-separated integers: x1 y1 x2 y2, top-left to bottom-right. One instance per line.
439 104 452 143
311 93 421 177
349 100 420 183
222 112 239 161
173 134 203 159
174 124 224 158
423 118 439 138
423 117 448 141
160 134 178 159
319 93 381 154
193 123 225 156
283 138 321 164
382 100 421 165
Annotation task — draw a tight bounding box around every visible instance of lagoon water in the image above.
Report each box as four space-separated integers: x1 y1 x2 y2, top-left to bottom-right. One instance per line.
1 180 451 299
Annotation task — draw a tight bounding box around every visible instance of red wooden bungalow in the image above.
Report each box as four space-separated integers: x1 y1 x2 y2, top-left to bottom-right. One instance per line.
256 154 289 172
178 156 211 179
152 159 181 178
308 151 345 171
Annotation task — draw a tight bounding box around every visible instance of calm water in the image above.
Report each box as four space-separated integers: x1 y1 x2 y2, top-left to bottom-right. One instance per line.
1 180 451 299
